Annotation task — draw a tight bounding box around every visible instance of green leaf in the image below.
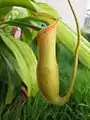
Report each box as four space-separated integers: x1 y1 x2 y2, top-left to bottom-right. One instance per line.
6 71 17 104
13 39 38 97
0 7 12 17
37 2 59 18
0 0 36 11
0 17 43 30
0 32 38 96
0 45 21 104
6 68 21 104
21 28 33 44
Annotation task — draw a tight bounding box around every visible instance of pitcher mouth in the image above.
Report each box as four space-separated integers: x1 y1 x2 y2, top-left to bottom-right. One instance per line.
37 19 59 36
37 24 55 36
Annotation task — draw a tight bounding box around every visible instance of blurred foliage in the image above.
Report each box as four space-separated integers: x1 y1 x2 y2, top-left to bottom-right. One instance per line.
81 30 90 42
5 7 27 20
